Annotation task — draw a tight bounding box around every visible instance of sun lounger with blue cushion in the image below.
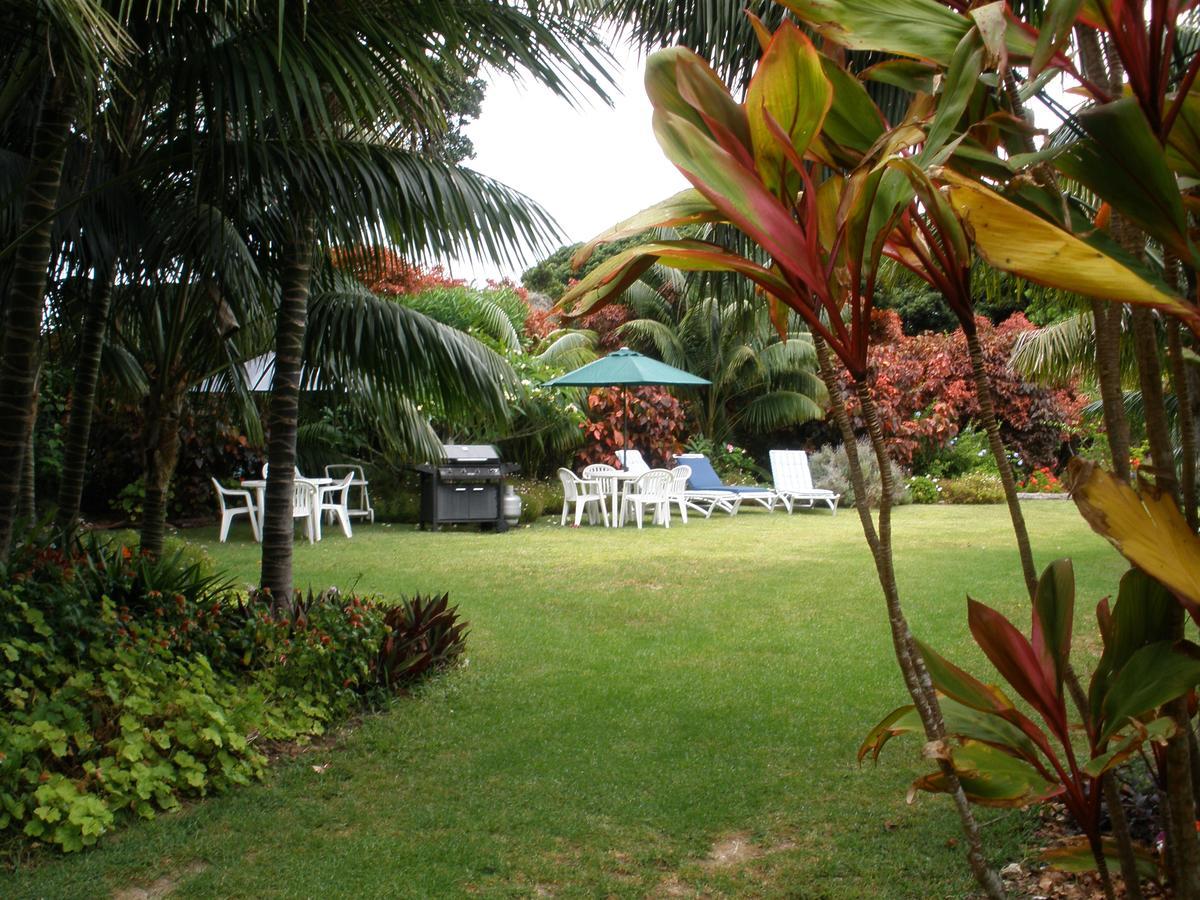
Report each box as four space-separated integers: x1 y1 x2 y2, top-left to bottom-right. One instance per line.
674 453 778 517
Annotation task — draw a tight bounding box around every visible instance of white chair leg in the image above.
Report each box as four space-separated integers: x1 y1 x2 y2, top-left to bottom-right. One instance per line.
560 504 568 526
338 508 352 538
661 502 670 528
599 499 609 527
634 500 644 529
248 508 261 542
219 511 232 543
575 501 586 527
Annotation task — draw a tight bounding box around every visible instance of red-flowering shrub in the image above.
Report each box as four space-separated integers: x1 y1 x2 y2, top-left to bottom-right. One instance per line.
841 310 1084 469
576 387 687 469
1019 466 1066 493
331 248 464 296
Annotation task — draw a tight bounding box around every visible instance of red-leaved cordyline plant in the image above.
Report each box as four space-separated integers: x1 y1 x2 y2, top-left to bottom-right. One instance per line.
559 11 1194 896
862 558 1200 878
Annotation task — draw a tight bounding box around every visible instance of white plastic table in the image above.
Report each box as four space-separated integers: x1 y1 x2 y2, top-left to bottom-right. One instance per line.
240 477 331 536
602 470 642 527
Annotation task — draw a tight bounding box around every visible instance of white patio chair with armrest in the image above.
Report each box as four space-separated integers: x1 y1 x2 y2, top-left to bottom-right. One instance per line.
620 469 674 529
557 468 610 527
292 480 317 543
769 449 840 515
324 464 375 523
615 449 650 474
675 453 778 516
262 463 304 478
668 464 691 524
582 463 619 524
211 478 261 543
315 472 355 540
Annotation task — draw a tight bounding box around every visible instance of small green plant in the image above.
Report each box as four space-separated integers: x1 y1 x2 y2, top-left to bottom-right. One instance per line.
907 474 942 504
939 472 1005 504
511 477 563 523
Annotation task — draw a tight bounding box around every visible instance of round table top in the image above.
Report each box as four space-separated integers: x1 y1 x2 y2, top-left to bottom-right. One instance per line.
241 476 332 488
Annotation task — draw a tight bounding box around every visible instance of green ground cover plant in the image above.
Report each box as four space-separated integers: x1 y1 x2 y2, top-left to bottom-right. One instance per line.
1 504 1126 898
0 530 465 855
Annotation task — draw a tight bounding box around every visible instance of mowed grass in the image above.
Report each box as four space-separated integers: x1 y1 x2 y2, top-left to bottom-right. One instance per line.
3 503 1127 898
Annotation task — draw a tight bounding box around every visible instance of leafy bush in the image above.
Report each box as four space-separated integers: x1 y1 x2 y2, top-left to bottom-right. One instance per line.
913 425 990 478
511 477 563 523
940 472 1006 504
377 593 469 687
0 528 466 852
907 475 943 504
808 440 910 508
685 436 764 484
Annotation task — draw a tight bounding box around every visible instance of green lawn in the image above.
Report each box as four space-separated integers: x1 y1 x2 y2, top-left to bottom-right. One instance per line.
3 503 1127 898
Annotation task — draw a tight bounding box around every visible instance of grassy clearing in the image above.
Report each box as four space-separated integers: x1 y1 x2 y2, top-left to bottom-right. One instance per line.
3 503 1125 898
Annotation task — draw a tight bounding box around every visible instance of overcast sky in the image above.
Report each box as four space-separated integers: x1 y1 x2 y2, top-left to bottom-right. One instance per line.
441 41 688 286
441 41 1075 287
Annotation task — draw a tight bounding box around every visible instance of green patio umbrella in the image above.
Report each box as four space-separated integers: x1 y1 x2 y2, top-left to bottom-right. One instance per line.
544 347 710 469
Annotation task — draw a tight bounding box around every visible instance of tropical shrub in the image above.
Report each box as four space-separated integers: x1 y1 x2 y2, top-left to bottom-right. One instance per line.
864 560 1200 875
912 425 991 479
808 440 909 509
940 472 1006 504
510 477 563 524
0 530 466 852
843 311 1084 469
1019 467 1066 494
906 475 943 504
577 387 687 469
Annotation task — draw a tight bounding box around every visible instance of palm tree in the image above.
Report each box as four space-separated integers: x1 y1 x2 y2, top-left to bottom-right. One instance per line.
0 2 132 557
616 268 826 444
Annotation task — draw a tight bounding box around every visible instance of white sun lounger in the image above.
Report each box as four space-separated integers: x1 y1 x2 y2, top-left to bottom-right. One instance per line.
769 449 840 515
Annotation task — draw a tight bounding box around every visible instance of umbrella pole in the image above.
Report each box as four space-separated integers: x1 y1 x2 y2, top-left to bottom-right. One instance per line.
622 388 630 470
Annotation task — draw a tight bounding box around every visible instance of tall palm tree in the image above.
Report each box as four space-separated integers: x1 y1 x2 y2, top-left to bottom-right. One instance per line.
616 268 826 444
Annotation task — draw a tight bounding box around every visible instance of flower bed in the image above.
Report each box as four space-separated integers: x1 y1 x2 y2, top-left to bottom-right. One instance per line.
0 529 465 852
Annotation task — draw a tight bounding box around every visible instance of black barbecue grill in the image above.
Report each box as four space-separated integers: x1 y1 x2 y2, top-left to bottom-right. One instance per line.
414 443 517 532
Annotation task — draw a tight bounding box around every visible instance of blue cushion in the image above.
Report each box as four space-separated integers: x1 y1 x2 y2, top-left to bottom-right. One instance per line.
683 455 724 490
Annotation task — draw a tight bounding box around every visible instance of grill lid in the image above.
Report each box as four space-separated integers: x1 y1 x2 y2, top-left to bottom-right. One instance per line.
440 443 501 463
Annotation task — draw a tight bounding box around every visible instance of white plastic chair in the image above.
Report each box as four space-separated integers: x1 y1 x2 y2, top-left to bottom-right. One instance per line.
325 464 374 523
769 450 840 514
211 478 261 543
620 469 674 528
262 463 303 479
668 464 691 524
616 449 650 474
315 472 355 539
582 463 619 525
557 468 610 526
292 480 317 543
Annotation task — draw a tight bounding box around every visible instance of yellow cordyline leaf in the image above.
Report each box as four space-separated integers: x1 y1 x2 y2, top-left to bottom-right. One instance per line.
1067 459 1200 606
939 169 1200 329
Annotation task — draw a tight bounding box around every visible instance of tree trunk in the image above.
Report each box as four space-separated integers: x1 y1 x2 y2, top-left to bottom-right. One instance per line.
1103 773 1144 900
139 381 184 558
0 87 72 559
259 212 316 600
1167 319 1197 528
56 270 116 533
1129 306 1200 897
813 337 1006 900
17 384 37 523
963 326 1038 598
1092 301 1132 481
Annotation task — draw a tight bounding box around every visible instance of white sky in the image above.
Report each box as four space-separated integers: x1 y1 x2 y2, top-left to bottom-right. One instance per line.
441 41 1078 286
441 41 687 285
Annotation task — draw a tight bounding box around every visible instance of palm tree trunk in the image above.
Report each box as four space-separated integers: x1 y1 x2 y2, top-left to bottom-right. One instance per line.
1167 319 1197 528
260 212 316 600
139 381 185 558
813 337 1005 900
17 385 37 523
1091 301 1132 481
1129 306 1200 897
56 269 116 533
963 325 1038 597
0 87 72 559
